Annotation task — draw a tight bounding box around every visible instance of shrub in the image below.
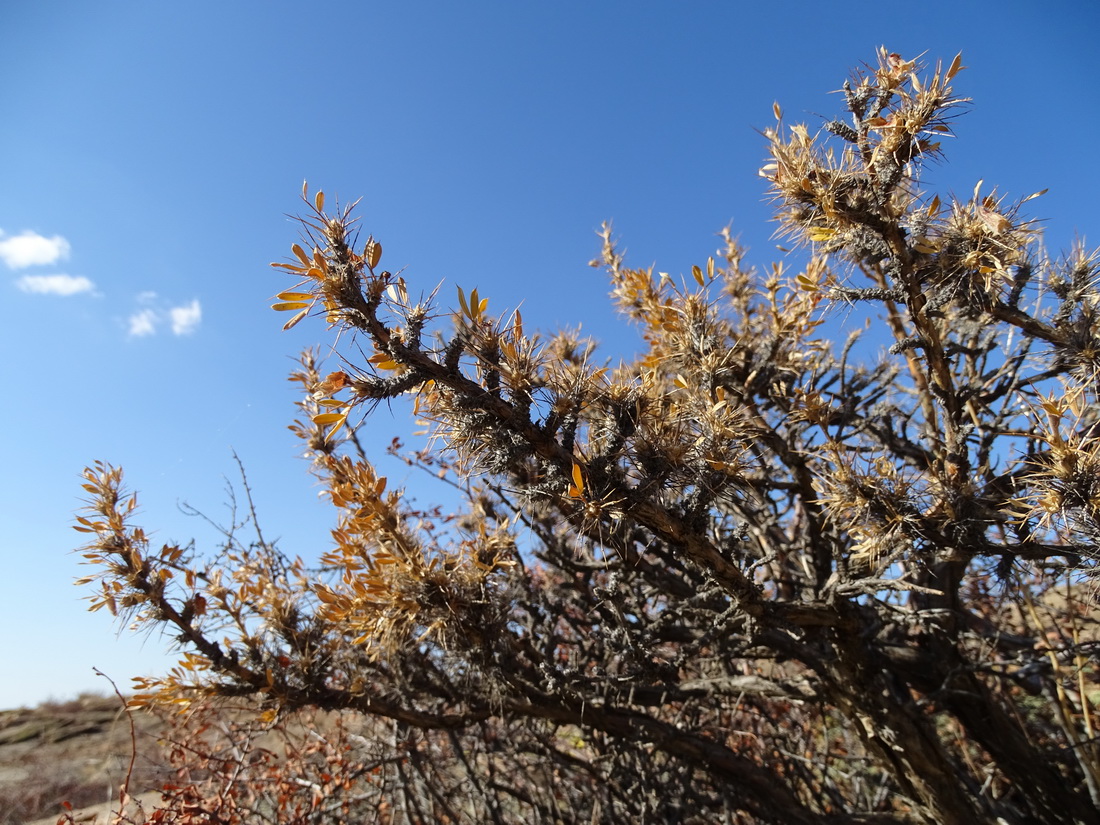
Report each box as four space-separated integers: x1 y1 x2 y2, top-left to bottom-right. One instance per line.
75 50 1100 824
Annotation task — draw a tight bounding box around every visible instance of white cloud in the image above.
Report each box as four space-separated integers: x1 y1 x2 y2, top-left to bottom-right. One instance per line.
0 230 71 269
15 274 94 296
128 309 157 337
126 298 202 337
169 299 202 335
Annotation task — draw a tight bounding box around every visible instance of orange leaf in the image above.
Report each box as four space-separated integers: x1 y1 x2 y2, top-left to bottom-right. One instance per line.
291 244 311 266
568 462 585 498
321 371 349 392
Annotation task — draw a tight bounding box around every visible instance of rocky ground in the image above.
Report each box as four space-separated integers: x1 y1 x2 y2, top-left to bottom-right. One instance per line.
0 694 169 825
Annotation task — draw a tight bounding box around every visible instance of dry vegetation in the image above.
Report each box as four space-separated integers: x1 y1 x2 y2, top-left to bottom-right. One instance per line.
0 694 165 825
69 51 1100 824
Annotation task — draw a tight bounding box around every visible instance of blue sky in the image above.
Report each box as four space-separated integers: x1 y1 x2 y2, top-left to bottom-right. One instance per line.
1 1 1097 709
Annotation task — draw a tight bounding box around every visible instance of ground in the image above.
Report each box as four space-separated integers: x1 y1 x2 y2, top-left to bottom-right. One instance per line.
0 694 167 825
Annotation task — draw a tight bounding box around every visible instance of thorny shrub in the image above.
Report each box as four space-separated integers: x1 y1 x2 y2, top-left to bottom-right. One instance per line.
73 50 1100 824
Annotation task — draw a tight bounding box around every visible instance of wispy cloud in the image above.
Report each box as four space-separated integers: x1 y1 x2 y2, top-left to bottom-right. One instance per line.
169 299 202 335
0 230 71 269
127 295 202 338
128 308 158 337
15 274 95 296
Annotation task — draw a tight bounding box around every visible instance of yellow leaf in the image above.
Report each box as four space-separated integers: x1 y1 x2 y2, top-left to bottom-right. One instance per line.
807 227 835 242
272 301 311 311
312 412 347 425
692 264 704 286
317 399 345 408
707 256 715 279
291 243 311 266
315 190 325 213
773 101 782 120
368 352 400 370
276 291 314 301
796 274 819 292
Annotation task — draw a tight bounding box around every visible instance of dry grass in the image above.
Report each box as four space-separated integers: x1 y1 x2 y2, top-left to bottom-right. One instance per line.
0 694 169 825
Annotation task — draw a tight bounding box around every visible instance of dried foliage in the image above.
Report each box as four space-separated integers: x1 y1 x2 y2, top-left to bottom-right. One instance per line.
75 51 1100 824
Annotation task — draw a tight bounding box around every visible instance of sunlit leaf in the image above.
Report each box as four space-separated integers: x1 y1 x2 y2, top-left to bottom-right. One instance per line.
796 274 819 292
386 278 408 304
272 301 311 311
365 237 382 269
283 308 310 330
291 244 311 266
946 52 965 81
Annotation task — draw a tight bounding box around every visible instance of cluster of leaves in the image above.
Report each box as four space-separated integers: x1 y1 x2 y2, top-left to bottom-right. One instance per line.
75 50 1100 824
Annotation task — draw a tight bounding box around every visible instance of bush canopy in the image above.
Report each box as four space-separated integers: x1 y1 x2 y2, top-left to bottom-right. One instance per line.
76 50 1100 824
